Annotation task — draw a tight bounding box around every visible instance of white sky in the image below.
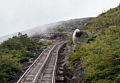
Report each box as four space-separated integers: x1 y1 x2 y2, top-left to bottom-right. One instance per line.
0 0 119 37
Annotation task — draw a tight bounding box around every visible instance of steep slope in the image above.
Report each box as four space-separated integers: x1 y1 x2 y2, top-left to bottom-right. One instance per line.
84 6 120 32
68 6 120 83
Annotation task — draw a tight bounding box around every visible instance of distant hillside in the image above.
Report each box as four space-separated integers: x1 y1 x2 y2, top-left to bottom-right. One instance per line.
47 18 92 33
0 23 58 43
0 17 91 43
55 18 92 31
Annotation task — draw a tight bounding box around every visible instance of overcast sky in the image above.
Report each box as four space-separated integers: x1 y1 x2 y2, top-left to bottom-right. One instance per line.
0 0 119 37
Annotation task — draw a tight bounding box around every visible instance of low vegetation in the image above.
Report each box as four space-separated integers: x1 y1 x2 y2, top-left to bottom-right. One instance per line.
68 6 120 83
0 5 119 83
0 33 50 83
69 26 120 83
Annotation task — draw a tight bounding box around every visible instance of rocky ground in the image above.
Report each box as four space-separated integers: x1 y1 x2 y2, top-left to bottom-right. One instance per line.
56 43 84 83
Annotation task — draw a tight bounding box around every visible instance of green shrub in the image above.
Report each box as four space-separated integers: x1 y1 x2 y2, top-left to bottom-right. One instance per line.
0 33 47 82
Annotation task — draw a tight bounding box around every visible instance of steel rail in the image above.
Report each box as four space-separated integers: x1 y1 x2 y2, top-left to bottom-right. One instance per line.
37 42 65 83
32 43 58 83
17 45 54 83
17 42 64 83
51 42 66 83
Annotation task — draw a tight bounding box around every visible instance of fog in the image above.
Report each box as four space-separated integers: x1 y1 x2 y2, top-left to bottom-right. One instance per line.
0 0 119 37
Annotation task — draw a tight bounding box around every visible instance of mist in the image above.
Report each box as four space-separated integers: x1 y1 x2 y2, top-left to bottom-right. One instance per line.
0 0 119 37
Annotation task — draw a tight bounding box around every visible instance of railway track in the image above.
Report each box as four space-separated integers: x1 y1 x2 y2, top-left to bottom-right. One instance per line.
17 42 65 83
